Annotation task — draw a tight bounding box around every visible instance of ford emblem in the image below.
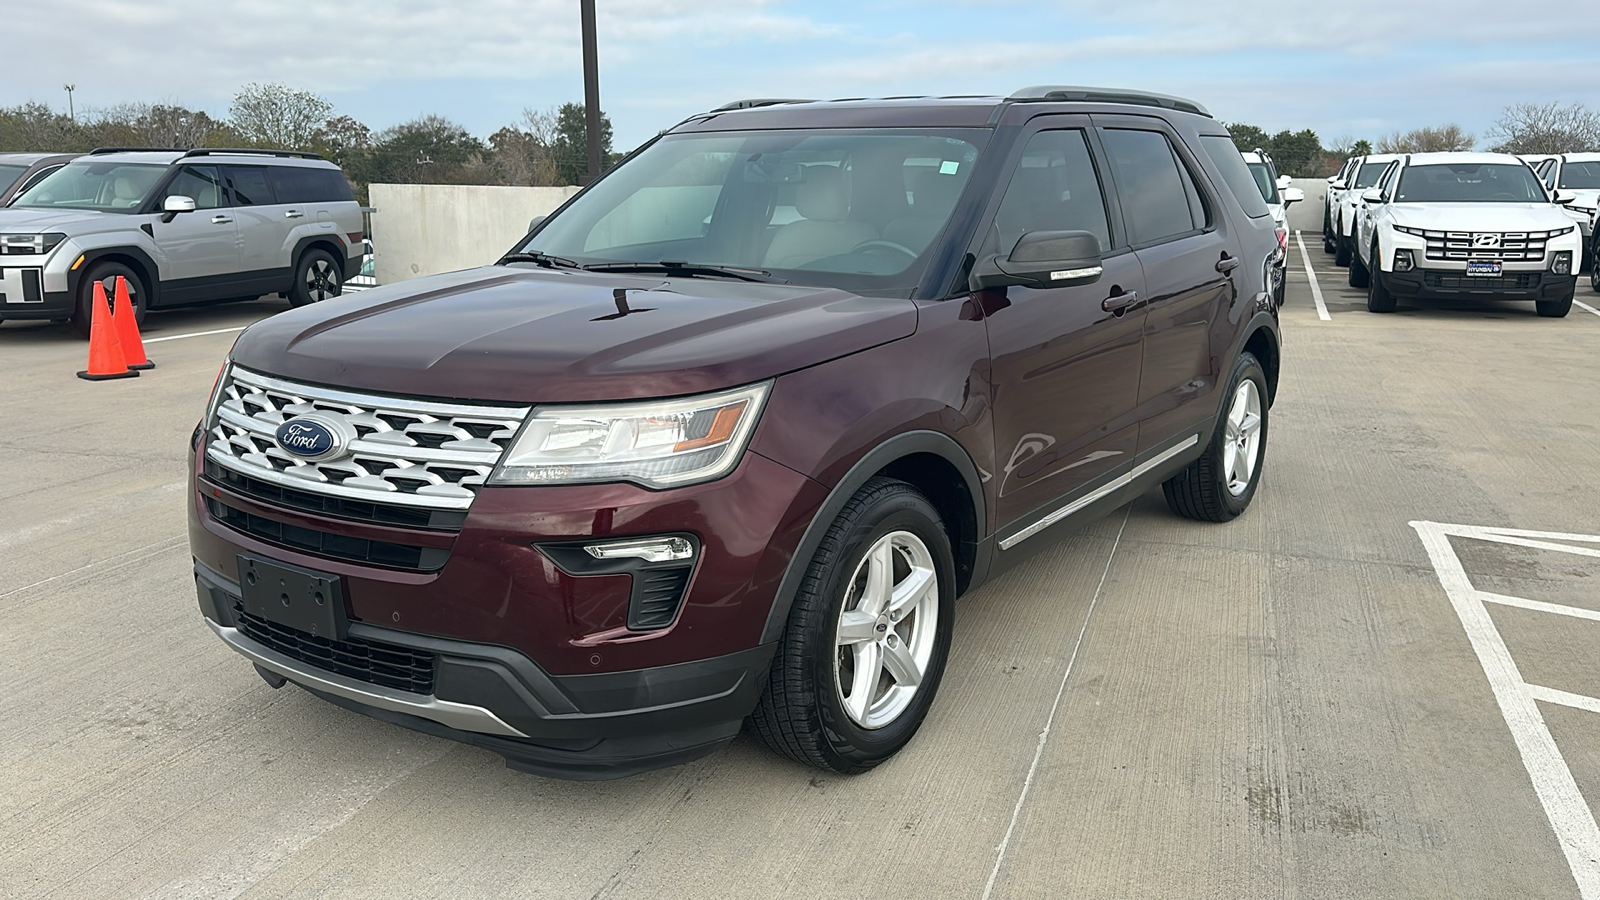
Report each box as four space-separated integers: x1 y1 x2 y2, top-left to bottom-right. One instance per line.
274 416 344 461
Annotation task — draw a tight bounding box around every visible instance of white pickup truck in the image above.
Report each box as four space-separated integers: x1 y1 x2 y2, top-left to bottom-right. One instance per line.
1332 154 1401 268
1531 153 1600 272
1347 152 1581 316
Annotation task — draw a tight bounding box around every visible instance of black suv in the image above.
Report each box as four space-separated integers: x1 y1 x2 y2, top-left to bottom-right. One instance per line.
191 85 1282 779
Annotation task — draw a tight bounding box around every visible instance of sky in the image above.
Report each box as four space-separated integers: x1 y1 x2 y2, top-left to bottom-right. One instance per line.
9 0 1595 152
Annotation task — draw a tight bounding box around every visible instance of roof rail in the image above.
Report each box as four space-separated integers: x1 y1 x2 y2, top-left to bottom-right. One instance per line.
711 98 813 112
1008 85 1211 118
181 148 325 160
88 147 185 155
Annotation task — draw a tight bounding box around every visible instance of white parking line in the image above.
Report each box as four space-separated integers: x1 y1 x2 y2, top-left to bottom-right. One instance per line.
1412 521 1600 899
1576 299 1600 319
1294 231 1332 321
143 326 247 344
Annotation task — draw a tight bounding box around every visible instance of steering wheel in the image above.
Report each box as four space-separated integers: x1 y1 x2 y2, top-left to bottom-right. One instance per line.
851 239 919 260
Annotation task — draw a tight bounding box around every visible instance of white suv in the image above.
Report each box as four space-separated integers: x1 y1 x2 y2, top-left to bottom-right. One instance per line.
1322 156 1357 254
1531 153 1600 271
1348 152 1581 317
0 148 363 336
1242 148 1304 306
1331 154 1401 267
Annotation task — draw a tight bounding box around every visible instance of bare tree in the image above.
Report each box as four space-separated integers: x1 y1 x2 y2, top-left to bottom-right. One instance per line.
99 103 232 148
1376 124 1474 154
1487 102 1600 154
229 83 333 150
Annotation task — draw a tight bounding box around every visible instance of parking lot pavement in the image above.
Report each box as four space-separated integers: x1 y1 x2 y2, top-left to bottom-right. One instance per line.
3 267 1599 899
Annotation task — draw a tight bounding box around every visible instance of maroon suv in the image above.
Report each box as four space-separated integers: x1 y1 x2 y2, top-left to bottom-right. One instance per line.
189 86 1282 779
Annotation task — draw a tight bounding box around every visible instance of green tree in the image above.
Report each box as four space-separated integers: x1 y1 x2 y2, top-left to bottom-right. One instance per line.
1267 128 1324 177
1225 122 1271 153
552 102 615 186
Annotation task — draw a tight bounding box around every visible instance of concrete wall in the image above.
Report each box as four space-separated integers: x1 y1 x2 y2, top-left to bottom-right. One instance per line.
1286 177 1329 235
368 183 582 284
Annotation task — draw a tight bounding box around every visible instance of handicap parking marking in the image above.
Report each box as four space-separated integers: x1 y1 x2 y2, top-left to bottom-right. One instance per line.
1294 231 1332 321
1412 521 1600 898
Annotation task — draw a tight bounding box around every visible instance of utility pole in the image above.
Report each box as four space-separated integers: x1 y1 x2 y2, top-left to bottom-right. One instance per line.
580 0 602 185
63 84 76 122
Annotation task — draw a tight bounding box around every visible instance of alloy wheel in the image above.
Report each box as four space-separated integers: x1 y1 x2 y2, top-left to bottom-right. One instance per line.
305 259 340 303
833 530 940 730
1222 379 1263 497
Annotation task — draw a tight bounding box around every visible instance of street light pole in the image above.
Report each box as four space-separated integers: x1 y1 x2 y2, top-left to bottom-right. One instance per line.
580 0 602 185
63 84 76 122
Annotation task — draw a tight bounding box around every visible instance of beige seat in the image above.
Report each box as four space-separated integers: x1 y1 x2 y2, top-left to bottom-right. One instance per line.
763 166 876 269
109 176 145 209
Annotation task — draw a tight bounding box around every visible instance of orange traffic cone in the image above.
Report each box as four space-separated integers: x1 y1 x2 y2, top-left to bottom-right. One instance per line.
76 280 138 381
111 276 154 370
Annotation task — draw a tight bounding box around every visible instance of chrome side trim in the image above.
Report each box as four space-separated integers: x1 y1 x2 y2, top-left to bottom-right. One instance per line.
998 434 1199 551
208 620 530 739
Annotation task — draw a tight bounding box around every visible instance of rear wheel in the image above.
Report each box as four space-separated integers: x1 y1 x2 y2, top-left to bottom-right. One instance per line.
1334 227 1352 267
1589 249 1599 293
750 478 955 774
1347 241 1370 288
1164 352 1268 523
1536 287 1573 318
70 261 146 339
288 249 342 308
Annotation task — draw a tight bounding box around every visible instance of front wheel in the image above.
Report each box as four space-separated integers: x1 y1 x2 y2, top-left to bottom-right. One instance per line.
1347 242 1370 288
1536 287 1573 318
1367 252 1396 312
1589 252 1599 293
1334 228 1352 267
288 249 343 308
71 261 147 339
750 478 955 774
1163 352 1269 523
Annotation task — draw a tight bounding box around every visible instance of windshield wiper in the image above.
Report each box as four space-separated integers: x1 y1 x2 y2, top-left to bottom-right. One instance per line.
500 250 581 270
582 260 784 283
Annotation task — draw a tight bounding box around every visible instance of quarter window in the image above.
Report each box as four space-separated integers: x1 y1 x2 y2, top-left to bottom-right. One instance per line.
268 166 355 204
1102 129 1205 244
989 129 1112 256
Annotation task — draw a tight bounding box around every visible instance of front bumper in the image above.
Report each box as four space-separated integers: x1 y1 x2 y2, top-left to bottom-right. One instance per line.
0 265 72 319
1382 268 1576 301
196 561 772 779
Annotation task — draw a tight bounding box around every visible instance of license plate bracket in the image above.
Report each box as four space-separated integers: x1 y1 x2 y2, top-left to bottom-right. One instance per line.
1466 261 1503 277
237 554 348 641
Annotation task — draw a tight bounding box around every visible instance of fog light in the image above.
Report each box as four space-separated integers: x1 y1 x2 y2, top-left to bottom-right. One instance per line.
1393 249 1414 273
1552 251 1572 276
584 536 695 563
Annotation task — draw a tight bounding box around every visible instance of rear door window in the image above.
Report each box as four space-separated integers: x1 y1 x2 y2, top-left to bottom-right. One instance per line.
1102 129 1207 244
226 166 276 206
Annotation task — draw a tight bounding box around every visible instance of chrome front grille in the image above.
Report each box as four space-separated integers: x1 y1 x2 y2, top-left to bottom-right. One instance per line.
206 366 529 512
1418 229 1567 263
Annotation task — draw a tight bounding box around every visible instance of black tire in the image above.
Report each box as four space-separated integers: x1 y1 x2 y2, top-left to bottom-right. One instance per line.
750 477 956 774
1347 242 1370 288
1322 207 1336 254
1163 352 1269 523
1536 288 1573 318
1367 260 1397 313
1589 249 1599 293
1334 229 1352 267
288 249 342 308
70 261 147 339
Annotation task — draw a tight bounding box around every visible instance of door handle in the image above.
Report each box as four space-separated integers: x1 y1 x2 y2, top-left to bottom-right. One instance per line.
1101 290 1139 312
1215 255 1240 273
211 215 233 224
284 210 304 219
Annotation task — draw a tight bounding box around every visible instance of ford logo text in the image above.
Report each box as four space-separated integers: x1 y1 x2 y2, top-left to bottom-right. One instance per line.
274 418 341 460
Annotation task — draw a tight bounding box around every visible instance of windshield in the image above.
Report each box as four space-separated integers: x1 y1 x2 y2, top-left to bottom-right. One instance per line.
1246 162 1279 203
1394 163 1550 203
11 161 167 213
1353 162 1389 189
1559 161 1600 190
519 128 986 294
0 164 29 194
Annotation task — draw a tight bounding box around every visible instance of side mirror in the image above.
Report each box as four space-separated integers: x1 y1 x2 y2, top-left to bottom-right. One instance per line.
1360 188 1386 204
160 194 196 223
1552 189 1574 205
1282 187 1305 206
1276 175 1293 191
527 214 546 233
969 230 1103 292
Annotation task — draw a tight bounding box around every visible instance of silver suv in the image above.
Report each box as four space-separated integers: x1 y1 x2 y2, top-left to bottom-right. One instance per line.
0 148 363 336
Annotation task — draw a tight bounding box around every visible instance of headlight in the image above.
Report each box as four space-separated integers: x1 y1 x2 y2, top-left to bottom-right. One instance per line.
0 233 66 255
1392 225 1429 237
490 382 771 488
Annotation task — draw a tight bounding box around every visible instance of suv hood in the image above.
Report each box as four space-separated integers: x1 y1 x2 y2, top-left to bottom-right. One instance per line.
1389 203 1575 232
230 265 918 403
0 207 134 233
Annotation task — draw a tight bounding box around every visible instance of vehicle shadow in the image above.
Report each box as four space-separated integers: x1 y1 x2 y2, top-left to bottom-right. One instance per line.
0 296 290 344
